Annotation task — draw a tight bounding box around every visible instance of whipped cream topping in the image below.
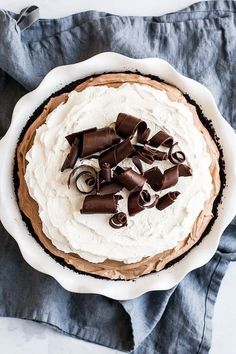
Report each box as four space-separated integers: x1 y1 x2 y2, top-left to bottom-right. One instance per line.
25 83 213 264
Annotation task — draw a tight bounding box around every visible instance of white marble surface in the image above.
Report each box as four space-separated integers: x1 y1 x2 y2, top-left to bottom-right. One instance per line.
0 0 235 353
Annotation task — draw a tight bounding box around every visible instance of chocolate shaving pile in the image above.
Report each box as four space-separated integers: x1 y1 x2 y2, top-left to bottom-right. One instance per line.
61 112 192 228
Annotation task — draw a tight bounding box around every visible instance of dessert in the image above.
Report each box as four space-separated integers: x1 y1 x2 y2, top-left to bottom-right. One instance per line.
17 73 221 280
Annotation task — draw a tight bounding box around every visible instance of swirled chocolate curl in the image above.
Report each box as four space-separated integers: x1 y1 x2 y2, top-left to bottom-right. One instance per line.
161 166 179 190
109 212 128 229
65 127 120 158
139 190 151 204
139 190 159 209
128 189 158 216
61 137 80 171
81 194 122 214
144 167 163 191
149 131 173 148
132 155 143 174
168 143 185 164
67 165 97 193
156 191 180 211
178 164 192 177
75 172 96 194
99 139 134 168
101 162 111 181
116 168 147 192
99 179 123 195
115 113 150 143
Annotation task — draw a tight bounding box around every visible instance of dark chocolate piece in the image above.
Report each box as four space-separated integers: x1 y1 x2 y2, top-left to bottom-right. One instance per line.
99 179 123 195
128 189 158 216
99 139 134 168
168 143 185 164
178 164 192 177
149 131 173 148
132 155 143 174
66 127 120 158
128 191 145 216
144 167 163 191
109 212 128 229
101 162 111 182
133 145 156 164
139 127 151 144
115 113 150 143
161 166 179 190
156 191 180 210
80 194 122 214
154 151 168 161
66 128 97 145
61 138 80 171
116 168 147 192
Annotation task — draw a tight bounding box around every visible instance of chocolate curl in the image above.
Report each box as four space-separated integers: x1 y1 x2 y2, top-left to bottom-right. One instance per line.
67 165 97 193
116 168 147 192
80 194 122 214
128 191 145 216
133 145 156 164
75 172 96 194
168 143 185 164
139 190 159 209
132 156 143 174
101 162 111 182
140 190 151 204
99 179 123 195
161 164 191 190
144 167 163 191
149 131 173 148
161 166 179 190
66 128 96 145
109 212 128 229
156 191 180 211
154 151 168 161
128 190 158 216
61 138 80 171
178 164 192 177
115 113 150 143
99 139 134 168
66 127 120 158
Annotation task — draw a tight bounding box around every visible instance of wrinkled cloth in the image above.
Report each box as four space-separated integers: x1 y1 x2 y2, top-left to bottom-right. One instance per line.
0 1 236 353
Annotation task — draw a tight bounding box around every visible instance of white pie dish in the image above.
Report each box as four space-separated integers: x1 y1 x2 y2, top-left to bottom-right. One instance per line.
0 52 235 300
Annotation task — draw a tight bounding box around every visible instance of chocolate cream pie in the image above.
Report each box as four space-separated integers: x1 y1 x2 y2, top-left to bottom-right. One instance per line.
17 73 221 280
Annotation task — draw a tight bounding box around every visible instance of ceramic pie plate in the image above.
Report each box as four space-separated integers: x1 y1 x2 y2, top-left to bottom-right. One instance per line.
0 52 235 300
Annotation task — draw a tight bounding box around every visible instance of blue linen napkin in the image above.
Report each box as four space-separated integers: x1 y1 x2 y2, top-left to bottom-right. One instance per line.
0 1 236 353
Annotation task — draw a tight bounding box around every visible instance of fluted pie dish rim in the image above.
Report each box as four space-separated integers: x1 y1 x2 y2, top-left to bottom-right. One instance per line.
0 53 235 299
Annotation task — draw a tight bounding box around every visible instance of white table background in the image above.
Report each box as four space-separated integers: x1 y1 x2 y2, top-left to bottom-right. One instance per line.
0 1 235 353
